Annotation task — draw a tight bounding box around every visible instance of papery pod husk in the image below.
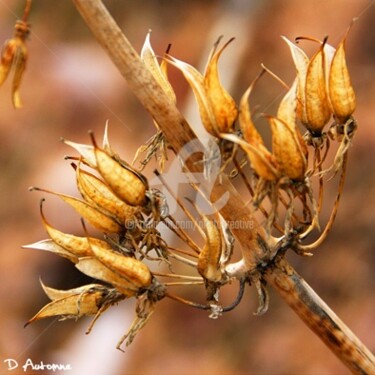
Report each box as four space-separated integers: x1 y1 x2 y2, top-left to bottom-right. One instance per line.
75 257 139 297
62 139 97 168
26 287 106 325
75 164 139 224
221 133 280 181
94 144 147 207
197 215 222 282
281 36 309 125
204 38 238 134
39 200 110 258
22 239 78 263
304 42 332 133
89 240 152 289
268 116 306 180
40 279 106 301
56 192 122 233
166 55 217 135
239 75 264 146
277 79 308 159
141 31 176 103
329 31 356 123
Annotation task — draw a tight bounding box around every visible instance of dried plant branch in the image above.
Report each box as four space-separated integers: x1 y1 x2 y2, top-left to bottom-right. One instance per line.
71 0 375 372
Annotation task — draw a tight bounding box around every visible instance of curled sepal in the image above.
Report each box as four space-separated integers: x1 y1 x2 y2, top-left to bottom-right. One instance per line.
197 216 223 282
304 40 332 133
204 38 238 134
329 29 356 124
281 36 309 124
74 163 138 223
221 133 280 181
26 284 111 326
268 116 307 181
239 71 265 146
141 31 176 103
91 134 148 207
22 239 78 263
90 240 152 289
76 257 139 297
30 187 122 233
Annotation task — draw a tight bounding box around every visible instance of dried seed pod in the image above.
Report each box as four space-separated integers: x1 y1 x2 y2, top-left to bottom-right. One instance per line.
22 239 78 263
38 199 106 258
74 163 139 223
277 79 308 161
0 20 29 108
40 279 105 301
91 134 148 207
26 284 109 325
89 240 152 289
304 40 332 133
75 257 140 297
329 29 356 124
198 215 223 282
166 55 217 135
30 187 122 233
221 133 280 181
268 115 307 180
141 30 176 103
282 36 309 124
239 71 265 146
204 38 238 134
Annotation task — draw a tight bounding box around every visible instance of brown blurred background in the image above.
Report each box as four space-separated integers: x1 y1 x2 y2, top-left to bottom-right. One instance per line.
0 1 374 374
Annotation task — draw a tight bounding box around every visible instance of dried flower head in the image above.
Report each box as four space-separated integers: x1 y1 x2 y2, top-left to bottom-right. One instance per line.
0 0 32 108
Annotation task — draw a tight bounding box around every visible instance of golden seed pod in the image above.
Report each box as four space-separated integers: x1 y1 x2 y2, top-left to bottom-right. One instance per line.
0 34 28 108
166 55 217 135
89 240 152 289
222 133 280 181
141 30 176 103
26 284 107 326
197 215 223 282
239 71 265 146
203 38 238 134
304 41 332 133
328 31 356 124
91 135 148 207
75 257 139 297
268 116 306 181
282 36 310 125
30 187 122 233
40 279 105 301
74 163 139 223
39 199 111 258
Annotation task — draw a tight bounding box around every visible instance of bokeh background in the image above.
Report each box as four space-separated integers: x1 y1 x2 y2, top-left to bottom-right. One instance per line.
0 0 374 374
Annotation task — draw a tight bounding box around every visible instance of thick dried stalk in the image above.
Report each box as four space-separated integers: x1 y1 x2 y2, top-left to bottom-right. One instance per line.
265 257 375 374
71 0 375 372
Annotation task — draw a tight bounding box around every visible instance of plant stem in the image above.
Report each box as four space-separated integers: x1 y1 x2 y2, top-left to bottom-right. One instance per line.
71 0 375 372
265 256 375 374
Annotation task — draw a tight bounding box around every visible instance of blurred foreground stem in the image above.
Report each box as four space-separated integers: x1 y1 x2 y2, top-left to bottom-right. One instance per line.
72 0 375 373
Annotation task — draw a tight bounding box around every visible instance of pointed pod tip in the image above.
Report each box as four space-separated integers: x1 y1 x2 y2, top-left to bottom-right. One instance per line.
29 186 39 192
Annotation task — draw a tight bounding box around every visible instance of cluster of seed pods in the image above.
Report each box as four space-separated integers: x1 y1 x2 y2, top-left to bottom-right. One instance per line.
24 24 357 350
